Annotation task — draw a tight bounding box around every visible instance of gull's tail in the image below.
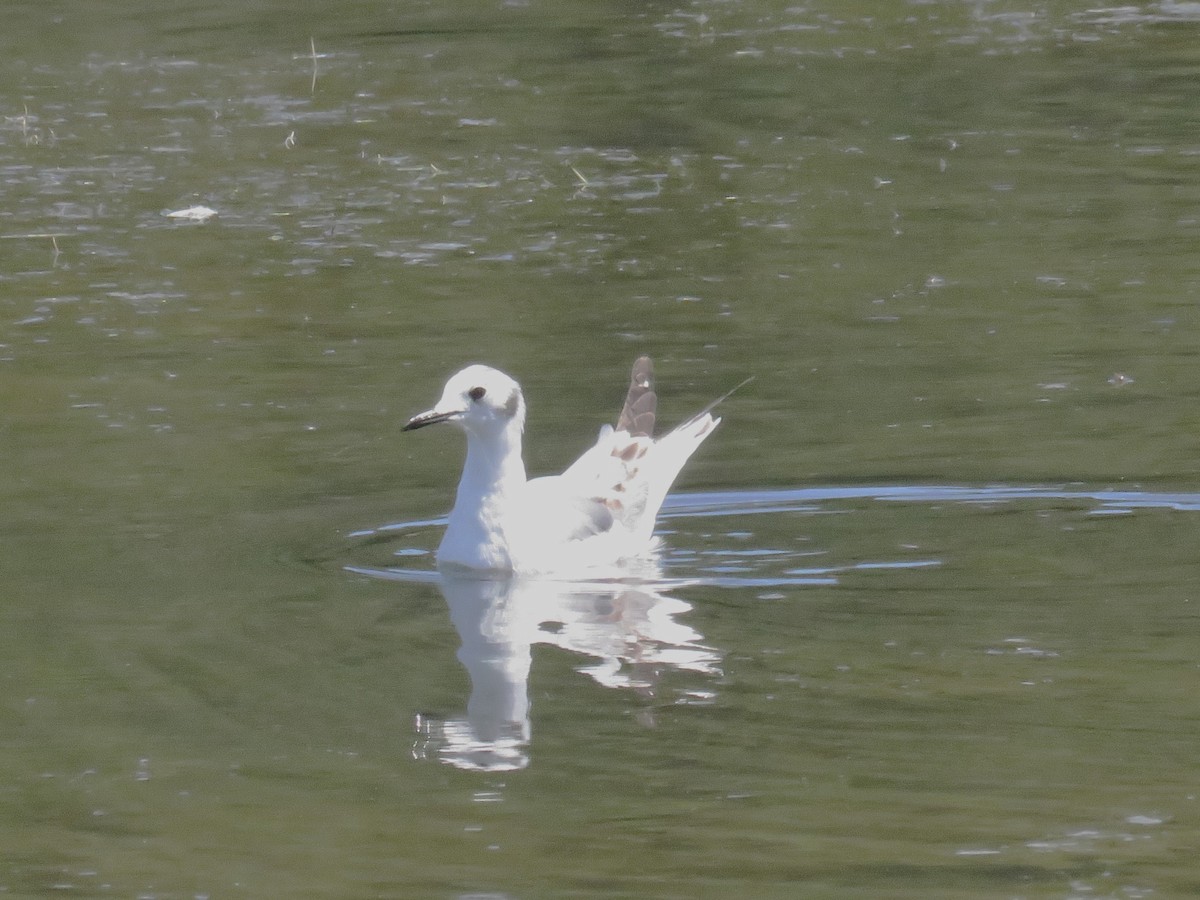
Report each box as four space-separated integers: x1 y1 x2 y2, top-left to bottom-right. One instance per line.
631 407 720 543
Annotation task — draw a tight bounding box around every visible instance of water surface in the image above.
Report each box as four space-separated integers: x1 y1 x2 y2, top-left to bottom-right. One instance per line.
3 1 1200 897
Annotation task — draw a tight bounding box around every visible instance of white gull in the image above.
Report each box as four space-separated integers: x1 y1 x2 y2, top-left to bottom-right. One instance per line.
403 357 742 576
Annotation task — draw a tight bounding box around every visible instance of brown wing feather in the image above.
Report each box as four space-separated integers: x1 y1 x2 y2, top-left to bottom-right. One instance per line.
616 356 657 437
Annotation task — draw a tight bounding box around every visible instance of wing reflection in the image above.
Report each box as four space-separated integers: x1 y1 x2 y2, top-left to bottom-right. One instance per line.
406 574 721 772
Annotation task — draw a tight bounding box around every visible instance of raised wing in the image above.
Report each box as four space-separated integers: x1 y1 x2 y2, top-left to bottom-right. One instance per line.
532 358 742 553
616 356 656 437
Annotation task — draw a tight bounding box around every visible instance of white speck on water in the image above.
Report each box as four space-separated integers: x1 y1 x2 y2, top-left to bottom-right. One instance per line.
1126 814 1165 826
164 205 217 222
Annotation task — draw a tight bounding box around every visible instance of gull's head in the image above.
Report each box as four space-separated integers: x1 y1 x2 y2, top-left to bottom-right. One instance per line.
403 364 526 437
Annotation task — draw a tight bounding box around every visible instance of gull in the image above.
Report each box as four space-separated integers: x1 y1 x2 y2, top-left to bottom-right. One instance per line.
403 357 744 575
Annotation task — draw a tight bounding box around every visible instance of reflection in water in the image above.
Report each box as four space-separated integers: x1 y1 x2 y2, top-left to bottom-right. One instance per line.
350 481 1200 771
356 569 720 772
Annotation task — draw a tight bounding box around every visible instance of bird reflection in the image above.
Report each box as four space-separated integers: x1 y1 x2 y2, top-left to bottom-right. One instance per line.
408 573 721 772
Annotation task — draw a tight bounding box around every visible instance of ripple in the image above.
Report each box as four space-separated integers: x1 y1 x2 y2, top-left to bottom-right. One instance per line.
348 483 1200 586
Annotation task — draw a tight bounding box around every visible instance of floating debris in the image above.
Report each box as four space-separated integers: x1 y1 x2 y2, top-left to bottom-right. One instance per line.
163 205 217 222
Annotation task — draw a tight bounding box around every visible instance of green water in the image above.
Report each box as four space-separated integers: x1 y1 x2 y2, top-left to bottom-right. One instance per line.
3 2 1199 897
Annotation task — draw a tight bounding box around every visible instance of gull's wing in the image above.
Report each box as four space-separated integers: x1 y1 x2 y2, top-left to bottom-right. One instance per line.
559 424 653 523
616 356 656 437
526 359 743 553
547 356 658 538
521 475 615 543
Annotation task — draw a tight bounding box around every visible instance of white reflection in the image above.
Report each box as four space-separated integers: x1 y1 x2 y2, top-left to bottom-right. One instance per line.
406 572 721 772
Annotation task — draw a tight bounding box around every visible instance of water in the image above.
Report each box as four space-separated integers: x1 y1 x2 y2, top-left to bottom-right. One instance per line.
3 1 1200 897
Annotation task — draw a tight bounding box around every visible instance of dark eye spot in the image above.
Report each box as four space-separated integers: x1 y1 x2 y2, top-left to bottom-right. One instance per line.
468 386 486 402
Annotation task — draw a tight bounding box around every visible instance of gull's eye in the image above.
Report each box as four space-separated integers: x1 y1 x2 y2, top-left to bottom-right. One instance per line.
468 386 486 402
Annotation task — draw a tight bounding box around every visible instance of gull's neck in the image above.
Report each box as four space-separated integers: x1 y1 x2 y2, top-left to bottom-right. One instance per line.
441 421 527 570
458 422 527 499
